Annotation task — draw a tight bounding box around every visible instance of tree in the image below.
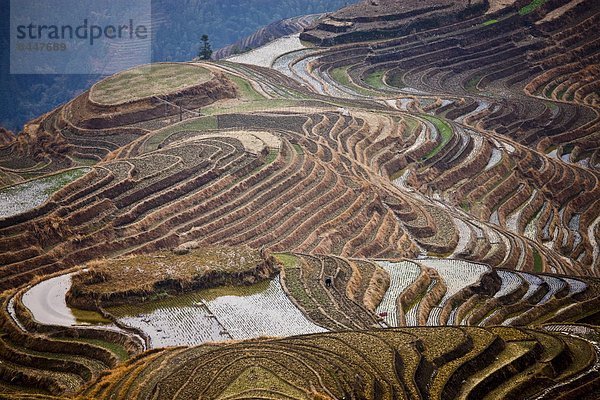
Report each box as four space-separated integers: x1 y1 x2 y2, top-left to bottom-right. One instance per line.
198 34 213 60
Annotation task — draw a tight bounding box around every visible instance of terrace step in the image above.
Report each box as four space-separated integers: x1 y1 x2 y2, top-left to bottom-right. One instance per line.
82 326 600 400
455 327 542 400
482 329 571 399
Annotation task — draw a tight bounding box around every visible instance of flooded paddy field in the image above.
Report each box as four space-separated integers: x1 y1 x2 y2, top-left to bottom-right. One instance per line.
21 273 111 327
107 275 326 348
0 168 89 218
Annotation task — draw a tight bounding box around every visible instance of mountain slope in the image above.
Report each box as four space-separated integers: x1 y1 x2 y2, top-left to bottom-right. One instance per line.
0 0 598 397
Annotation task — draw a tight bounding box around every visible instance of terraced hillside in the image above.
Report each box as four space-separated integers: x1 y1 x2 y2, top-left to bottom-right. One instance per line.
0 251 598 398
82 326 600 400
0 0 598 398
276 254 600 330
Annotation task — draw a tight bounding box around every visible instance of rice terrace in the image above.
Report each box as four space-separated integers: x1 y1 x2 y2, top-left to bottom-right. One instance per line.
0 0 599 398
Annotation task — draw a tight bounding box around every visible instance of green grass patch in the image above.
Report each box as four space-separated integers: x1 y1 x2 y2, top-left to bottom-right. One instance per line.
557 88 567 99
175 115 217 131
387 70 406 89
545 144 557 155
63 337 130 361
402 116 419 138
460 201 471 212
226 73 265 101
482 19 498 26
91 63 212 105
40 168 88 195
265 148 278 164
533 248 543 272
329 66 381 96
404 289 428 314
544 82 557 98
519 0 546 15
563 143 575 154
364 69 387 90
70 307 112 325
389 167 407 181
145 116 218 151
274 253 299 268
465 75 482 92
544 101 558 111
1 168 89 197
292 143 304 155
299 39 317 48
421 115 453 160
330 66 352 87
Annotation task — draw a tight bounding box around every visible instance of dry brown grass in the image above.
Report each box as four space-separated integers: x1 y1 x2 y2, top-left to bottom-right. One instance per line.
309 389 336 400
67 245 276 309
89 63 212 105
79 246 261 292
345 261 362 301
363 267 390 311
